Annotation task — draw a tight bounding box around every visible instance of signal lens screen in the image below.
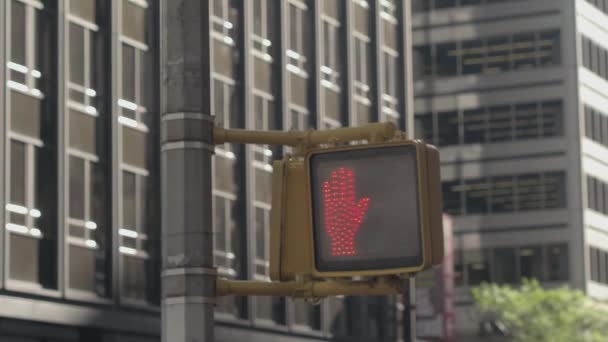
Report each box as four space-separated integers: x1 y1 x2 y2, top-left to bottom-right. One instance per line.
309 144 422 273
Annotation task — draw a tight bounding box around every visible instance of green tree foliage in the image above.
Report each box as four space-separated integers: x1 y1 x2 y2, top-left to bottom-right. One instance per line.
472 279 608 342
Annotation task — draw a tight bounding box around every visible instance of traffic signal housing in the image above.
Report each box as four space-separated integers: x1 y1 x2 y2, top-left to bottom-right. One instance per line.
270 140 443 281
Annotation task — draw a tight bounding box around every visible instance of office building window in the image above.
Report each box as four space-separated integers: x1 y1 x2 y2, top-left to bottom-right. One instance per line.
381 0 401 123
581 35 608 81
415 100 563 146
493 248 518 284
6 0 57 290
286 0 312 131
251 98 284 324
65 0 111 297
587 175 608 216
464 249 491 286
352 0 372 125
589 246 608 285
212 0 246 317
442 171 567 216
118 0 159 305
458 244 569 287
320 0 345 125
414 30 561 79
584 105 608 149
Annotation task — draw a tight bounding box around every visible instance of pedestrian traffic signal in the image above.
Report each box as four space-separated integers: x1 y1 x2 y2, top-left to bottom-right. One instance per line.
270 140 444 281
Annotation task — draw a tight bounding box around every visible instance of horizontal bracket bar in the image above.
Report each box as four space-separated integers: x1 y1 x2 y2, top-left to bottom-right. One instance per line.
216 276 406 298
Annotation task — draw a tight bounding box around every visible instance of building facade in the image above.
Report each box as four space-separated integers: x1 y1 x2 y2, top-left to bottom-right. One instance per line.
0 0 414 341
412 0 608 339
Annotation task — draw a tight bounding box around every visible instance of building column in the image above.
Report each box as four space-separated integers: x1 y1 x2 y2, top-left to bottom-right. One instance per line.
160 0 215 341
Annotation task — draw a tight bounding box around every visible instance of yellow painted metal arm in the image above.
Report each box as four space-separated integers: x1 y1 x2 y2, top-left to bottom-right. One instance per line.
213 122 398 147
216 276 405 298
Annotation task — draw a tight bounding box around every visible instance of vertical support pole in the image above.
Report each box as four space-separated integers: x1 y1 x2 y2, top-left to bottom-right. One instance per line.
57 0 67 298
404 278 417 342
160 1 215 341
401 0 415 137
399 2 416 340
0 0 6 289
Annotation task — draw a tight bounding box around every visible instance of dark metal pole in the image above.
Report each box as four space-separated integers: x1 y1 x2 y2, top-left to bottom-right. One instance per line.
403 278 417 342
160 0 215 341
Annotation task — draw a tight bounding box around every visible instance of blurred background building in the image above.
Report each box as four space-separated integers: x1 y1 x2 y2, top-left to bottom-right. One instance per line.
412 0 608 340
0 0 414 341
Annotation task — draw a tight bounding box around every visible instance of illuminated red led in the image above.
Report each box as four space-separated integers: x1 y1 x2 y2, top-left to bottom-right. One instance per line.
323 167 370 257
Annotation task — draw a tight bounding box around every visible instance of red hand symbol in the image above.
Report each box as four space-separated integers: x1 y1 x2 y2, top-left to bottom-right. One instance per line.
323 167 370 256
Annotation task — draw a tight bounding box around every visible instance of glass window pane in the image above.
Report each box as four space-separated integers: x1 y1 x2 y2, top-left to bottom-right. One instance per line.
91 161 108 234
289 74 308 108
11 91 41 139
254 168 272 204
69 23 86 86
543 172 566 209
10 140 27 206
70 0 96 22
514 103 539 139
519 246 544 281
493 248 518 284
517 174 543 210
488 105 512 142
383 21 397 50
122 127 147 169
463 108 486 144
122 0 146 43
461 40 483 75
122 44 136 102
70 110 97 154
485 36 510 74
253 0 262 36
10 234 39 283
323 88 341 122
255 207 266 261
513 33 536 70
437 111 459 146
414 45 432 78
356 101 371 125
354 3 369 34
214 156 237 193
69 157 85 220
414 113 434 143
254 58 273 93
139 176 149 236
122 255 147 300
547 244 568 281
123 172 136 229
465 178 489 214
214 196 226 253
491 176 515 213
541 101 563 137
69 245 96 292
539 31 561 66
214 38 237 78
465 250 490 286
10 0 26 65
442 181 462 215
436 43 458 76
